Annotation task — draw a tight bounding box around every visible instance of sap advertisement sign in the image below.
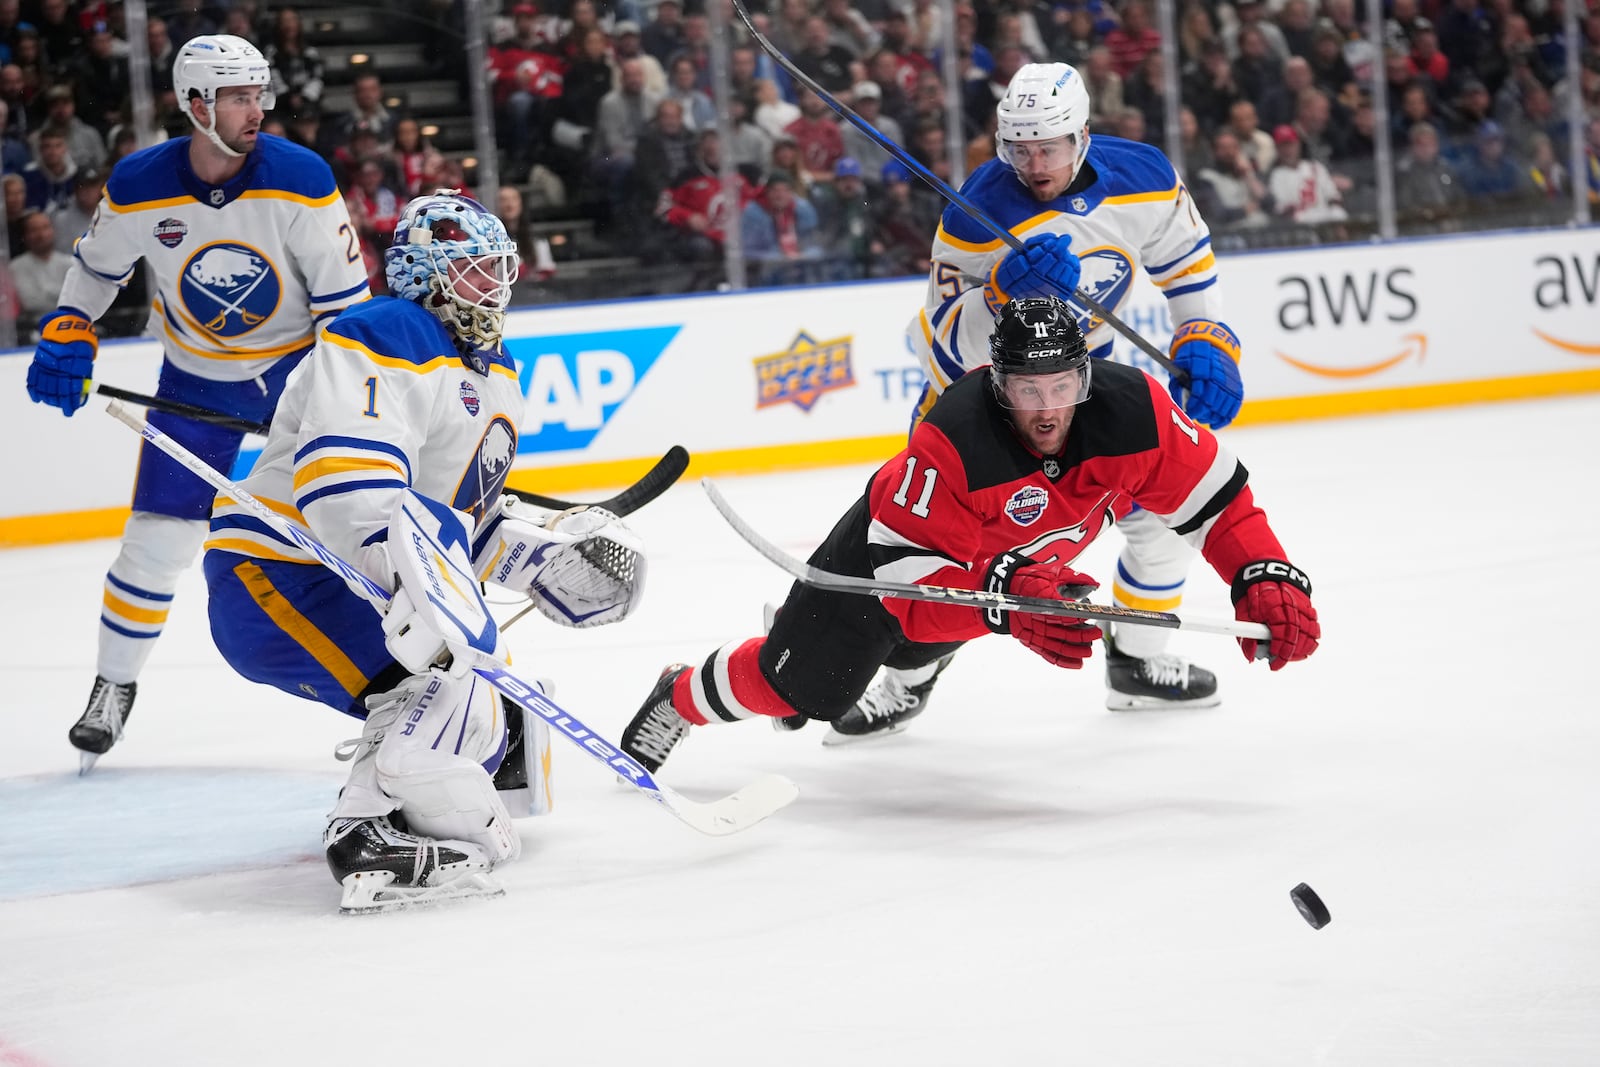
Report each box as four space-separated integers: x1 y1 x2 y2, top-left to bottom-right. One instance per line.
505 325 682 454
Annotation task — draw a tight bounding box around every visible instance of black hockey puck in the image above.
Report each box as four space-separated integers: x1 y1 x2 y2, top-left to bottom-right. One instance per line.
1290 883 1331 930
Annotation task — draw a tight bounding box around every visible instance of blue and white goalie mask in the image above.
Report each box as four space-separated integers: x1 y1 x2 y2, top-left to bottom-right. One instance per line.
385 190 520 350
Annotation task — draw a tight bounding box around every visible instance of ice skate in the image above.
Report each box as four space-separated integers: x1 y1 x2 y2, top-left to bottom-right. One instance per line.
823 655 953 746
70 676 136 775
1104 634 1219 710
620 664 690 773
324 813 502 914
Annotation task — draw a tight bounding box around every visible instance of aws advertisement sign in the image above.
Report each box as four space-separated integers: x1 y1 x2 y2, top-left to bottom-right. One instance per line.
1269 265 1426 383
504 325 682 453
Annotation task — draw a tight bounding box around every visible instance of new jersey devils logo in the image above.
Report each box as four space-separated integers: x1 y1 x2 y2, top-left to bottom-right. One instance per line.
1010 490 1119 562
179 242 282 338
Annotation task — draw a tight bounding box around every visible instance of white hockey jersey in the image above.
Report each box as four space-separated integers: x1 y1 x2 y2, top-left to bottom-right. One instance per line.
205 297 524 577
59 134 371 382
911 135 1225 393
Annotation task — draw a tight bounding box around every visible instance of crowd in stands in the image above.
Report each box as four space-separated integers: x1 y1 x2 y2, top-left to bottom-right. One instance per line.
2 0 1599 331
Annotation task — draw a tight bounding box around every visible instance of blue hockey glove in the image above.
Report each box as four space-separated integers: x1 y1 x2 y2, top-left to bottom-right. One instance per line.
1168 319 1244 428
991 233 1081 301
26 308 99 416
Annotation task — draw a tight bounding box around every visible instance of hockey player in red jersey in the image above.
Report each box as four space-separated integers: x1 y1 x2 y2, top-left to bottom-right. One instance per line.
619 297 1318 772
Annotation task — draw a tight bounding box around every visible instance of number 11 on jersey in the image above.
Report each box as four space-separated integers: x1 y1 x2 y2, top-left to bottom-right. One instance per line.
892 457 938 518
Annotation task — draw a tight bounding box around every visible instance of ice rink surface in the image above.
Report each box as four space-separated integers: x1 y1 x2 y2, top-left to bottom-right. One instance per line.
3 394 1598 1066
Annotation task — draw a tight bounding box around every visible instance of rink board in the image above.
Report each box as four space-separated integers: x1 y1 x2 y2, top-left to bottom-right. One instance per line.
2 226 1598 544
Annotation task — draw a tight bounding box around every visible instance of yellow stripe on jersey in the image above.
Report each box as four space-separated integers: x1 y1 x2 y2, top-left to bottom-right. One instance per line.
238 189 342 209
1152 252 1217 287
215 493 304 523
1103 181 1181 206
102 591 170 626
292 455 409 492
202 536 310 563
917 309 952 390
154 299 314 361
934 210 1058 253
325 330 458 374
234 560 369 697
102 192 197 214
1111 579 1185 613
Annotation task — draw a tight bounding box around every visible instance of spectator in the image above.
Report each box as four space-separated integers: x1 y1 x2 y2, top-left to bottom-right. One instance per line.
552 0 602 66
146 16 175 96
0 98 24 174
613 21 666 97
1176 106 1212 178
1123 51 1167 138
912 119 953 186
50 166 103 254
1227 0 1290 64
1436 0 1500 93
34 0 81 72
965 109 998 173
1112 105 1148 145
331 123 395 191
1231 25 1281 107
348 158 401 247
1292 87 1348 167
1051 6 1100 68
1392 81 1442 147
593 56 663 211
3 170 24 255
1082 46 1126 130
726 92 774 183
641 0 686 68
964 45 1028 141
1258 55 1313 132
633 97 696 217
1104 1 1160 79
11 26 42 105
164 0 218 49
1405 20 1449 89
1227 98 1276 176
548 25 612 186
1507 81 1567 162
331 72 395 148
753 77 800 139
1184 39 1242 132
875 12 934 104
69 21 130 134
767 132 807 194
391 116 444 198
1525 132 1570 201
1442 77 1494 158
871 160 938 277
0 63 24 140
11 208 69 332
104 123 140 167
1266 124 1347 226
785 87 844 185
839 80 901 177
1307 25 1356 102
727 44 762 102
792 16 855 95
1395 122 1464 225
1336 94 1381 216
496 182 556 291
1276 0 1318 60
264 6 325 120
664 54 714 132
812 155 872 279
22 123 73 213
0 0 20 66
667 12 712 94
1177 2 1220 70
30 86 107 173
1458 121 1531 203
656 128 755 268
990 7 1047 63
1194 128 1269 230
490 5 566 177
820 0 880 59
742 172 823 286
933 4 993 83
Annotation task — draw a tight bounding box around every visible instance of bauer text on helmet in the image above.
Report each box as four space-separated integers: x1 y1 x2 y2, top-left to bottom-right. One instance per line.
175 34 275 159
996 62 1092 200
385 190 520 351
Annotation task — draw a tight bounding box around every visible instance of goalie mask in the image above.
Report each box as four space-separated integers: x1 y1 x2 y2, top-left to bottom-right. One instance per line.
385 191 520 352
989 296 1092 411
995 62 1091 191
174 34 275 159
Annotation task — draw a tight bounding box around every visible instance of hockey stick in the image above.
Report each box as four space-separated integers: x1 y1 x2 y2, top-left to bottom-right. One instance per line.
702 478 1270 641
727 0 1183 383
97 383 689 516
103 400 799 836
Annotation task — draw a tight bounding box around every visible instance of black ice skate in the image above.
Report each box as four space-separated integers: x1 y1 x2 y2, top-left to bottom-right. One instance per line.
324 813 501 914
1104 634 1220 710
620 664 690 773
823 655 954 746
70 676 136 775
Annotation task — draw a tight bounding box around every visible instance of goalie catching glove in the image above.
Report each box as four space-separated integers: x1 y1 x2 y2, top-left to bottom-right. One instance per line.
979 550 1103 668
473 496 646 628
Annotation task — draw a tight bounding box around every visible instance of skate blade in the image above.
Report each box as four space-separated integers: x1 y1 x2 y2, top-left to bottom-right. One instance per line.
338 869 505 915
77 750 101 777
821 723 911 747
1104 692 1223 712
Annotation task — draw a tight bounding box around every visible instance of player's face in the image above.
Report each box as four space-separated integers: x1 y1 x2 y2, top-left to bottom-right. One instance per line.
212 85 268 152
1004 134 1078 200
447 252 514 307
1000 369 1084 454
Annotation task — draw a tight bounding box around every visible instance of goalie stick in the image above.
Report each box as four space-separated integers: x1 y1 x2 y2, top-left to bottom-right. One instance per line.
702 478 1271 642
726 0 1183 384
94 383 688 517
103 400 798 836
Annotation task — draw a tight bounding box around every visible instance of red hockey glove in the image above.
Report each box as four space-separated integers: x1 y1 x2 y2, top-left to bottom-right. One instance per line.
980 551 1103 668
1231 560 1320 670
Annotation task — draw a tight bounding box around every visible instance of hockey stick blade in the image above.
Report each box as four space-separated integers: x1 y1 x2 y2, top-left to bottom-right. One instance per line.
95 384 270 435
505 445 690 516
702 478 1270 641
104 401 796 836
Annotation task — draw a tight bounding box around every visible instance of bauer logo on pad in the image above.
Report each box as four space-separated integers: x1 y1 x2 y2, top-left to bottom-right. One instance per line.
753 330 856 413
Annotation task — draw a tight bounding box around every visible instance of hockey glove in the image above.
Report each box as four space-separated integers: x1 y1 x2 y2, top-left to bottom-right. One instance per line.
1231 559 1320 671
979 550 1103 668
26 308 98 416
992 233 1082 301
1168 319 1244 428
475 497 646 628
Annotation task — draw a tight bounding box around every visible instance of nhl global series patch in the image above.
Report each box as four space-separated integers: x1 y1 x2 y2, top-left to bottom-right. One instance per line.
1004 485 1050 526
153 218 188 248
459 380 481 416
754 330 855 412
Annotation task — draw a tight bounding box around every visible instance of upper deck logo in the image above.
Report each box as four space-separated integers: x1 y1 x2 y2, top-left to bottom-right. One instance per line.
179 241 282 338
1004 485 1050 526
754 330 855 412
153 217 187 248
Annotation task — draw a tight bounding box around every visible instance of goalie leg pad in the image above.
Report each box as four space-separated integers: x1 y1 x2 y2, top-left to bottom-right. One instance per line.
494 692 554 818
1111 508 1194 660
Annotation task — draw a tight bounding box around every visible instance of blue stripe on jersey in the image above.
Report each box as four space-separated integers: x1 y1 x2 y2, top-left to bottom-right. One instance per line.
106 573 175 602
1149 234 1211 276
1116 560 1186 591
73 247 130 283
1165 277 1217 298
295 434 414 481
310 279 372 305
360 529 387 547
210 512 300 551
325 296 457 367
296 478 409 511
101 617 160 639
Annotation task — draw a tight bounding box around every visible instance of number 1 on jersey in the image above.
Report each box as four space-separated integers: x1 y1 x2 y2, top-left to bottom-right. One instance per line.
362 376 379 418
892 456 938 518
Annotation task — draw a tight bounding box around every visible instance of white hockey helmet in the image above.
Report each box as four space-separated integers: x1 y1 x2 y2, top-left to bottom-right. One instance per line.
995 62 1092 182
174 34 275 158
385 190 520 351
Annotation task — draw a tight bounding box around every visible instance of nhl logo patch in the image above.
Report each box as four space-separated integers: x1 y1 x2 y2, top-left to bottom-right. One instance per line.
1004 485 1050 526
459 380 481 416
1071 197 1088 212
153 217 188 248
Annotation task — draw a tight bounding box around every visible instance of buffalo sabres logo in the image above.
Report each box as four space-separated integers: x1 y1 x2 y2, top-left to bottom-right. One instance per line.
454 415 518 520
179 242 281 338
1004 485 1050 527
1069 248 1135 333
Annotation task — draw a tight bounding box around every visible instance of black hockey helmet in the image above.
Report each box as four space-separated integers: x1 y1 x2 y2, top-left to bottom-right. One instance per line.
988 296 1092 410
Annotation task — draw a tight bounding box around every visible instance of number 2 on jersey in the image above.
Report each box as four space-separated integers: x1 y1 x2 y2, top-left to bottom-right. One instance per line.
892 456 938 518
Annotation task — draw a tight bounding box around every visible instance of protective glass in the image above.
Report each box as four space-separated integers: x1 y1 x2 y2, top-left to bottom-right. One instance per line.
993 365 1091 410
998 133 1077 169
214 85 276 111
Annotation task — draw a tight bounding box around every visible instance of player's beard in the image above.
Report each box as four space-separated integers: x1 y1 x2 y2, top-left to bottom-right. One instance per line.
1015 408 1073 456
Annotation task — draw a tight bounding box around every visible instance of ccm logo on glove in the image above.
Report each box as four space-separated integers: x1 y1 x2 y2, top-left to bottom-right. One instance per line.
1231 558 1319 670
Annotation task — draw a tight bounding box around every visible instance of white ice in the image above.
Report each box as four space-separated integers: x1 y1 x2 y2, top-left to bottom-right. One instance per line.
3 395 1598 1067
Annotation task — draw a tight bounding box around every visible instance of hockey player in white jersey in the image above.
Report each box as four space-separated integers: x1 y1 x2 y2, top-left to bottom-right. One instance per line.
23 35 372 771
201 191 648 910
829 62 1247 742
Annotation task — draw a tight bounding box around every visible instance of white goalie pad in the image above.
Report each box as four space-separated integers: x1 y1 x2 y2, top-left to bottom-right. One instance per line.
476 499 647 629
383 490 503 676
